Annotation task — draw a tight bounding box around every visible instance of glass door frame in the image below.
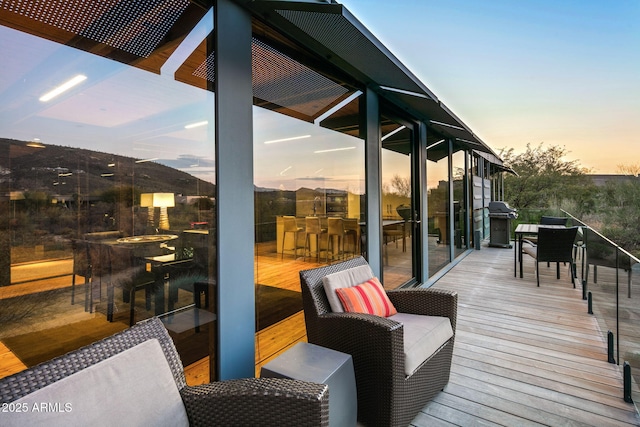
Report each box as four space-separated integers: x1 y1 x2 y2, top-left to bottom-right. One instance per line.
379 107 423 288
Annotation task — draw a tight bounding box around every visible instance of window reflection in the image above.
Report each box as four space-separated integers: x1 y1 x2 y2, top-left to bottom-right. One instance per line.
253 103 364 374
381 118 414 289
0 12 217 379
427 141 450 276
452 149 467 257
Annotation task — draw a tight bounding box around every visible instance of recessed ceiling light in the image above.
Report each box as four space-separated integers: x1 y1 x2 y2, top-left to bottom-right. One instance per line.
39 74 87 102
313 147 356 154
27 138 45 148
381 126 406 141
264 135 311 144
280 166 292 175
185 120 208 129
135 158 158 163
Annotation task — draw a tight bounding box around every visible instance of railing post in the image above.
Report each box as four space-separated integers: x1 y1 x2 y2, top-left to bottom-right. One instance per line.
624 362 633 403
588 292 593 314
608 331 616 364
582 280 587 301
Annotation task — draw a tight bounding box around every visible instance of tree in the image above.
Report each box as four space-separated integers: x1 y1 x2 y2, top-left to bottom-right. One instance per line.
596 165 640 257
500 143 596 216
389 174 411 198
616 163 640 177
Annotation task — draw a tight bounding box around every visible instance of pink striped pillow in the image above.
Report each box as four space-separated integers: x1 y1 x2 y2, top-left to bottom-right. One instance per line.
335 277 397 317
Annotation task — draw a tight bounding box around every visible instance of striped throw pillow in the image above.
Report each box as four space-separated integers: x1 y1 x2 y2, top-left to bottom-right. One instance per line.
335 277 397 317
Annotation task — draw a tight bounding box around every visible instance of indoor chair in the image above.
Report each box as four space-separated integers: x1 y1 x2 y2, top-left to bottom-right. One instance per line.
303 216 326 262
326 217 345 262
106 245 156 326
281 216 303 259
342 218 360 257
70 239 92 310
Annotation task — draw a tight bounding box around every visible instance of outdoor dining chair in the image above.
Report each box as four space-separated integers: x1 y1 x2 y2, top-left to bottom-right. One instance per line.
540 216 569 226
529 216 570 267
522 226 579 287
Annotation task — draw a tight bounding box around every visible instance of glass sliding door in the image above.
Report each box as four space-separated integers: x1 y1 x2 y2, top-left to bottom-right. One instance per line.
251 34 364 374
380 116 417 288
452 148 468 258
427 140 450 276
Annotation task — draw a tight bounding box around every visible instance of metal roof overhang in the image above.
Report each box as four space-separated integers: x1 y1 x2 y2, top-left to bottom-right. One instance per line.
243 0 504 163
490 161 518 176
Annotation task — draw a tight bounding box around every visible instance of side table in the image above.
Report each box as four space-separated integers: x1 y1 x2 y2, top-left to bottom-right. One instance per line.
260 342 357 427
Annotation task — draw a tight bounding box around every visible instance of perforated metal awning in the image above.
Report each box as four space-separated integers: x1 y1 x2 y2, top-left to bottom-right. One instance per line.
245 0 502 160
0 0 505 167
0 0 207 74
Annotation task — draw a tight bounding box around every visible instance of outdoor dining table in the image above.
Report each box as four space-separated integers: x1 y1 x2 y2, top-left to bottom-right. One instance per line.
101 234 183 322
514 224 566 278
116 234 179 244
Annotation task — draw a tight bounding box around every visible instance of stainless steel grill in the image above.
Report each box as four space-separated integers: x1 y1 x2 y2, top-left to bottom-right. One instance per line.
488 201 517 248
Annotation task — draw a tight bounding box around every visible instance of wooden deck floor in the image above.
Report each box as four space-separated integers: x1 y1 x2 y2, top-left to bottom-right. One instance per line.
170 243 640 425
414 245 639 426
2 242 639 425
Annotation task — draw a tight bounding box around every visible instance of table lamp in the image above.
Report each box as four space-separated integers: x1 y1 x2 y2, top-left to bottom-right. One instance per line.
153 193 175 230
140 193 154 227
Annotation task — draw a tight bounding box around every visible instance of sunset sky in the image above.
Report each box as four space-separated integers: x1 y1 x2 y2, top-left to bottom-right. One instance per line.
341 0 640 174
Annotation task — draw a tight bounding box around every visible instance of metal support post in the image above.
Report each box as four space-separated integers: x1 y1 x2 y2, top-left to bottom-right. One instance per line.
607 331 616 364
624 362 633 403
588 292 593 315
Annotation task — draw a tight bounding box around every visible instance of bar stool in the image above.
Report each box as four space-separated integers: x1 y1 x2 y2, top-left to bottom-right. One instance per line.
304 217 326 262
281 216 303 259
326 217 345 262
342 218 359 257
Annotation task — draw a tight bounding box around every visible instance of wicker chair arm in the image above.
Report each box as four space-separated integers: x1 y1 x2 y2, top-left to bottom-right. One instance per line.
180 378 329 427
317 311 402 342
387 288 458 332
313 312 404 372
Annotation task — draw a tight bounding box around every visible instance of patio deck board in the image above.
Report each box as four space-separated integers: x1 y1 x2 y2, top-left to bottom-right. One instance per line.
426 388 548 426
454 338 622 393
412 245 639 426
3 241 637 425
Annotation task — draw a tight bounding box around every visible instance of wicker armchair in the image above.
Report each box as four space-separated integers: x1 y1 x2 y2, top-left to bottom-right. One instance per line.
300 256 457 427
0 318 329 427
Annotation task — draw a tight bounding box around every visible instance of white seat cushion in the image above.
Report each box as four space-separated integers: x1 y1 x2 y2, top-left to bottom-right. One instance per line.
5 339 189 427
388 313 454 377
522 243 538 259
322 264 375 312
